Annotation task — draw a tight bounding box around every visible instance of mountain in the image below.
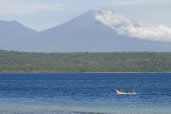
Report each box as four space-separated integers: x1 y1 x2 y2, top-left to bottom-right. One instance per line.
0 10 171 52
0 20 37 51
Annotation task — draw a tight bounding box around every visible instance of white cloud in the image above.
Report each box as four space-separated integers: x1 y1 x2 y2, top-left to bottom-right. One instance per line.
96 10 171 42
0 0 62 15
112 0 171 6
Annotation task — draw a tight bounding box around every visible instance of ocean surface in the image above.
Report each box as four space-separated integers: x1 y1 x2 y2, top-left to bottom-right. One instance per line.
0 73 171 114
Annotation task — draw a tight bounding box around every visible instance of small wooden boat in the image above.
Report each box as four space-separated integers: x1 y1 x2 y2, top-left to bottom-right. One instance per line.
115 89 136 95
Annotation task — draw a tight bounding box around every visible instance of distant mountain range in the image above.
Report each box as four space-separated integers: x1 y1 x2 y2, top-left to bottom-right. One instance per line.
0 10 171 52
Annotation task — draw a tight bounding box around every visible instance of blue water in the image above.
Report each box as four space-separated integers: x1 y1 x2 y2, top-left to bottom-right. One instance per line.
0 73 171 114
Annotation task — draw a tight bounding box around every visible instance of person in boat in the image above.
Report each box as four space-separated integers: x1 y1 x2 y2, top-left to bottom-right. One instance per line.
133 89 135 92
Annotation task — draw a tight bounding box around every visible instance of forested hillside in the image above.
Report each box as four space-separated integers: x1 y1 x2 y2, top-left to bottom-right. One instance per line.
0 50 171 72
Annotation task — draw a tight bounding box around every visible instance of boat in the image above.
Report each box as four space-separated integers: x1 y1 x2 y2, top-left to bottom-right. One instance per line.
115 89 136 95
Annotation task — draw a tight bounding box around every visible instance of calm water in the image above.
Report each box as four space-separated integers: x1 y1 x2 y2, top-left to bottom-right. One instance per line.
0 73 171 114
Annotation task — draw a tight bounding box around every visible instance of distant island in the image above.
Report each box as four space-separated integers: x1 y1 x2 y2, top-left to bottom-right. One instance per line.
0 50 171 72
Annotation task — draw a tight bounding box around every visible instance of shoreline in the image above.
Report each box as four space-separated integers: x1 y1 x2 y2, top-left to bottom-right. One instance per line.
0 72 171 74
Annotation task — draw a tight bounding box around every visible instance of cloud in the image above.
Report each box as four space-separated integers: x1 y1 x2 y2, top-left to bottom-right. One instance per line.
0 0 62 15
112 0 171 6
96 10 171 42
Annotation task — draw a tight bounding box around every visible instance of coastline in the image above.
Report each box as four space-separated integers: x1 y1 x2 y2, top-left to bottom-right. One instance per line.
0 72 171 74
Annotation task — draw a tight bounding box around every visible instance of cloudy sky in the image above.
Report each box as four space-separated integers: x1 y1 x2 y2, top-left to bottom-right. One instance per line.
0 0 171 31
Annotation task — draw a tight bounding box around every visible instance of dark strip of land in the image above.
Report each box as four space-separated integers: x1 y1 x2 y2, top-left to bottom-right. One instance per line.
0 50 171 72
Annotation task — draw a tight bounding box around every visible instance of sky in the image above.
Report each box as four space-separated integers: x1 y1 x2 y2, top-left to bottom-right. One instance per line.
0 0 171 31
96 10 171 42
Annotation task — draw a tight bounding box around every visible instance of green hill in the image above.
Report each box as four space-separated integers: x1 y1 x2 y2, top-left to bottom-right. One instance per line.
0 50 171 72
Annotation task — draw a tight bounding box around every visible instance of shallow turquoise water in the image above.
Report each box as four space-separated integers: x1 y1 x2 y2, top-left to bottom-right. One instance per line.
0 73 171 114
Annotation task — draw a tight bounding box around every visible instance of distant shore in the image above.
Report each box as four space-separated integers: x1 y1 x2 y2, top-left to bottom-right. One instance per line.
1 50 171 72
2 71 171 73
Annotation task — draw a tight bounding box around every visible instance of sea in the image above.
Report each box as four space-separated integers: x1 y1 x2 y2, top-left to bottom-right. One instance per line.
0 73 170 114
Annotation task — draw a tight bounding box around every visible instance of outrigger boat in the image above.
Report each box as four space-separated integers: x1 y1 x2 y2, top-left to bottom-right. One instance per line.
115 89 136 95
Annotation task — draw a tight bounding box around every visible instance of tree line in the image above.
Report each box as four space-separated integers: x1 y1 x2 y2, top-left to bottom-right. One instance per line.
0 50 171 72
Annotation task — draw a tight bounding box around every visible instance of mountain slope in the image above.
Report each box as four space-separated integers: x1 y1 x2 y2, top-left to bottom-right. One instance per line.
0 20 38 51
0 10 171 52
34 10 171 52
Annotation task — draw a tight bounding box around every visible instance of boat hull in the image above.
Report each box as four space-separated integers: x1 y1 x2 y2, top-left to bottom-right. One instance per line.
115 89 136 95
